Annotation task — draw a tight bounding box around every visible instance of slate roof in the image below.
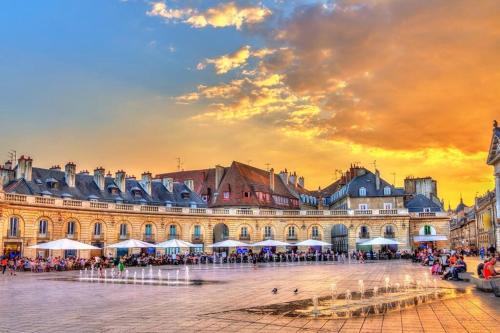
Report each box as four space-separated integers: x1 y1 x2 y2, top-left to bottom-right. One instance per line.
4 167 206 207
406 194 443 212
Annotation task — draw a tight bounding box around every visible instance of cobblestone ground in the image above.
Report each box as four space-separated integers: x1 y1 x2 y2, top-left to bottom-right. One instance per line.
0 260 499 333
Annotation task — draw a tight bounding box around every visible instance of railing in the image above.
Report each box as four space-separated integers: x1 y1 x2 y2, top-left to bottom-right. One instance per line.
92 234 103 240
358 232 370 239
118 233 129 240
311 234 322 240
6 229 21 238
143 233 155 242
168 234 180 240
191 234 204 243
63 200 82 207
384 232 395 239
91 202 108 209
35 197 55 205
264 235 274 240
116 204 133 211
1 193 419 217
239 234 251 240
66 232 78 239
287 234 298 240
38 232 50 239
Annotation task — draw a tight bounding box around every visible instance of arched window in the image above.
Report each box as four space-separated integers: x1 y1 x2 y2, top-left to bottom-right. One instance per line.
311 226 319 238
39 219 48 236
424 225 432 235
145 224 153 236
385 225 394 238
169 225 177 239
383 186 391 195
194 225 201 237
94 222 102 236
287 226 296 238
240 226 248 239
359 187 367 196
119 224 128 238
67 221 76 236
359 226 369 238
264 226 273 239
9 217 19 237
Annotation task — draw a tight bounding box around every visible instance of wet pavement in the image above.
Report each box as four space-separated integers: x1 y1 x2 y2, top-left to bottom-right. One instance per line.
0 260 499 332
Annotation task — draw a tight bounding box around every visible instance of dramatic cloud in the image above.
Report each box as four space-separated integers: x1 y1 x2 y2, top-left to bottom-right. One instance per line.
147 1 271 29
197 46 276 74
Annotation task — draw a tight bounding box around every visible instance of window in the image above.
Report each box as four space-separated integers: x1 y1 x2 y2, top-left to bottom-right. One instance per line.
194 225 201 237
94 223 102 236
385 225 394 238
424 225 432 235
359 226 369 238
223 191 230 200
67 221 75 235
241 226 248 236
383 186 391 195
243 191 250 198
9 217 19 237
288 226 296 237
119 224 128 236
312 226 319 237
359 187 367 196
423 207 431 213
264 226 273 238
39 220 48 235
383 203 393 210
202 195 208 202
145 224 152 235
359 203 368 210
169 225 177 239
184 179 194 191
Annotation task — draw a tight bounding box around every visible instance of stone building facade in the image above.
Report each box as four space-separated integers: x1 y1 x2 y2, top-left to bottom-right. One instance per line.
0 191 449 258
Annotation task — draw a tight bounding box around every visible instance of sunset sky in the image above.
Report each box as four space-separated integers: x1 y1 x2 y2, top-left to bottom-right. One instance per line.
1 0 498 208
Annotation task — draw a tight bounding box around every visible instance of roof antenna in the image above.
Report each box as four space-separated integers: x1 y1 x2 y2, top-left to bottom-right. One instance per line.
372 160 377 170
264 163 270 171
8 150 16 164
391 172 396 186
176 157 183 171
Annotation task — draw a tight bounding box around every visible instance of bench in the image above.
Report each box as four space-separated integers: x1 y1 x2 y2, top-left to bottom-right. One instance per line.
470 276 493 292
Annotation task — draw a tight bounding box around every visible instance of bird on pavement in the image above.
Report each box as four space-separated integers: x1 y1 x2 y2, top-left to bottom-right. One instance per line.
272 288 278 294
293 288 298 294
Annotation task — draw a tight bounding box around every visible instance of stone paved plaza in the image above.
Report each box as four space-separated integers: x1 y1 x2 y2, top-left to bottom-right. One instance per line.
1 260 499 333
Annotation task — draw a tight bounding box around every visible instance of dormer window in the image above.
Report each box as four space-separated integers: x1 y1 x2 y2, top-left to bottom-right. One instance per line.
359 187 367 197
223 191 230 200
423 207 431 213
383 186 391 195
46 178 58 189
130 186 142 198
181 189 190 200
243 191 250 198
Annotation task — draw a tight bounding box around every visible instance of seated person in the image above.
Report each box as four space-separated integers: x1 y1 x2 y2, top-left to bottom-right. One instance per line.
483 257 499 280
451 256 467 280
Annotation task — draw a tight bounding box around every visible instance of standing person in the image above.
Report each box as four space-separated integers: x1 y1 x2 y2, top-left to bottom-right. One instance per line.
480 247 485 260
118 258 125 277
488 244 496 257
8 257 16 276
1 257 7 275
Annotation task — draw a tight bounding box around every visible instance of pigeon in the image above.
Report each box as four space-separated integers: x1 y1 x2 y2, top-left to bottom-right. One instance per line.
293 288 298 294
272 288 278 294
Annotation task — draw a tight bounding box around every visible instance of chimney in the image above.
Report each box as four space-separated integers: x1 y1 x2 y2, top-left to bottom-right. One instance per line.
298 176 304 188
269 168 275 192
79 170 89 175
115 170 126 193
162 177 174 192
215 165 224 190
16 155 32 181
279 169 289 185
375 169 381 191
50 165 61 171
0 165 15 189
289 172 297 187
141 172 152 196
64 162 76 187
93 167 105 191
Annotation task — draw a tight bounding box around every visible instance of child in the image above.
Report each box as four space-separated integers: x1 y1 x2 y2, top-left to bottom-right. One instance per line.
431 261 441 275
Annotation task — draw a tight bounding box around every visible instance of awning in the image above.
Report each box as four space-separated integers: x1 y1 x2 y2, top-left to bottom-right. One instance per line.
360 237 402 246
29 239 100 250
413 235 448 242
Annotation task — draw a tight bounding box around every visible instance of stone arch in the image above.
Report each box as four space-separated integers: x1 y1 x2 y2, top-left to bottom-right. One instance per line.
331 223 349 253
166 221 182 239
141 221 158 242
213 222 229 243
261 224 277 240
5 214 25 237
307 224 323 239
380 223 398 238
116 220 133 240
90 220 108 241
64 217 81 239
356 224 371 239
236 222 254 241
419 225 437 236
284 223 300 241
35 215 54 239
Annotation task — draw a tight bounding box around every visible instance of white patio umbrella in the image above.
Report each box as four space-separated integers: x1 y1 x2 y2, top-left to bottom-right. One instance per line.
252 239 291 247
295 239 332 247
360 237 402 246
106 239 156 248
208 240 250 248
156 239 195 248
28 238 100 250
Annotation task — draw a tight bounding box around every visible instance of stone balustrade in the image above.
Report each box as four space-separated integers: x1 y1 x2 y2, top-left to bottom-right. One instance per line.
0 192 416 217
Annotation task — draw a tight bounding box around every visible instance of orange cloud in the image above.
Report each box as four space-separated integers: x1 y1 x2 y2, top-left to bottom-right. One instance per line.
197 46 277 74
147 1 271 30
